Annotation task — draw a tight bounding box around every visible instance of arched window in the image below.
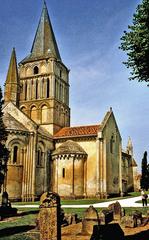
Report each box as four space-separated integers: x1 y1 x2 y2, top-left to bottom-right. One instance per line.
31 106 38 121
41 105 48 123
13 146 18 164
21 106 27 115
34 66 39 75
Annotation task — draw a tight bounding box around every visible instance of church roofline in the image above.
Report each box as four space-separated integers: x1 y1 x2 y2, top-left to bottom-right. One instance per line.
19 56 69 72
54 125 100 139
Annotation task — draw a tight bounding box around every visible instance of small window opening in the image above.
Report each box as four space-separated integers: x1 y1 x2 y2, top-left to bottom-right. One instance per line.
34 66 39 75
25 82 27 100
37 149 41 166
36 80 38 99
62 168 65 178
60 70 62 78
110 135 114 154
13 146 18 164
47 78 50 98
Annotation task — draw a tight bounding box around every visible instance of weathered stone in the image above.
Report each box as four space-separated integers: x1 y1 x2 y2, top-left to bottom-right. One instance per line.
108 201 123 219
132 210 142 227
82 205 100 235
121 216 135 228
38 192 61 240
64 213 72 225
72 213 78 224
98 209 113 225
141 217 149 226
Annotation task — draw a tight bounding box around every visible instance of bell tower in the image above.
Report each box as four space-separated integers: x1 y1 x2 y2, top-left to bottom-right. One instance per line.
18 1 70 135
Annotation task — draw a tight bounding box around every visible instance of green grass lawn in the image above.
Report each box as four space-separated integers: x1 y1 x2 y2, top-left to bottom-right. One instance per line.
0 206 149 240
12 191 142 207
1 191 146 239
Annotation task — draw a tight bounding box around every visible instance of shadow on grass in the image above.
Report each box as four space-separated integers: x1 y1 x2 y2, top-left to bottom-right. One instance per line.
0 225 35 238
125 229 149 240
17 210 39 216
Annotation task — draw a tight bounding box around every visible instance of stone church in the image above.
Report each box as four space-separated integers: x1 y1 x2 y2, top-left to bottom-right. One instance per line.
2 2 137 201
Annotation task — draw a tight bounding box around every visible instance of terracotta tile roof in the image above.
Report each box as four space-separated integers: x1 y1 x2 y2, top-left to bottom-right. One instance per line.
54 125 100 138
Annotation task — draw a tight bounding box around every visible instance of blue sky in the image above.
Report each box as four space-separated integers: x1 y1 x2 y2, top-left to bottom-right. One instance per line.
0 0 147 171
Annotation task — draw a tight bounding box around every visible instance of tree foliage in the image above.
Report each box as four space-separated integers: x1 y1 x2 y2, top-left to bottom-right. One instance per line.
140 151 149 190
0 86 9 192
120 0 149 84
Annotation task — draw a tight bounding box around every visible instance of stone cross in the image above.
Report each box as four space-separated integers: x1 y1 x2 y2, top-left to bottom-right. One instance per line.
39 192 61 240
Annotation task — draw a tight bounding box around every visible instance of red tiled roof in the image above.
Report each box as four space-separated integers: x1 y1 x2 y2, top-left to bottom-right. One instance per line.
54 125 100 138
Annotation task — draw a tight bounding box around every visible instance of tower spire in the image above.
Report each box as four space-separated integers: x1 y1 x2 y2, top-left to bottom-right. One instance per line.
127 136 133 156
4 48 19 106
30 1 61 60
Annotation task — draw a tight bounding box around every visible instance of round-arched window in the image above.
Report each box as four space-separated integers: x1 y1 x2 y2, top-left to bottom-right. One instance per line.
34 66 39 75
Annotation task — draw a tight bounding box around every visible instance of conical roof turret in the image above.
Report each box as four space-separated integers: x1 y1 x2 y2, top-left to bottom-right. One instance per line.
4 48 19 106
5 48 18 84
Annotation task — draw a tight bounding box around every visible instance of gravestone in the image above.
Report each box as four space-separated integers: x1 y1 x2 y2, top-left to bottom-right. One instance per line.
132 210 142 227
82 205 100 235
121 216 136 228
38 192 61 240
108 201 124 220
0 191 17 220
98 209 113 225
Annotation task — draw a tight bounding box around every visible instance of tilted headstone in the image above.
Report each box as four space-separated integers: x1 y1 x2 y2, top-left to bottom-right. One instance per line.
132 210 142 227
121 216 136 228
108 201 124 220
38 192 61 240
82 205 100 235
98 209 113 225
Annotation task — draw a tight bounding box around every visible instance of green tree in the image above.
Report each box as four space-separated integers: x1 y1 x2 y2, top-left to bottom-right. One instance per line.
0 86 9 192
120 0 149 84
140 151 149 190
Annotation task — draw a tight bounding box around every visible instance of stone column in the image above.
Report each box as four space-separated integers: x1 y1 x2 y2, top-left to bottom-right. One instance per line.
71 156 75 196
22 148 27 201
99 134 103 196
96 137 100 196
31 132 36 201
55 158 58 193
102 138 107 197
119 141 123 196
83 158 87 197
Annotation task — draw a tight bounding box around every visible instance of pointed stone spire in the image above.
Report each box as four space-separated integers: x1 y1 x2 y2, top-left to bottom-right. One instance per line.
5 48 18 84
4 48 19 106
127 137 133 156
30 0 61 60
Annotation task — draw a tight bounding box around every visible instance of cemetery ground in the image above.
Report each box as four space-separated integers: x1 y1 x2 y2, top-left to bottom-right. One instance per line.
0 192 149 239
